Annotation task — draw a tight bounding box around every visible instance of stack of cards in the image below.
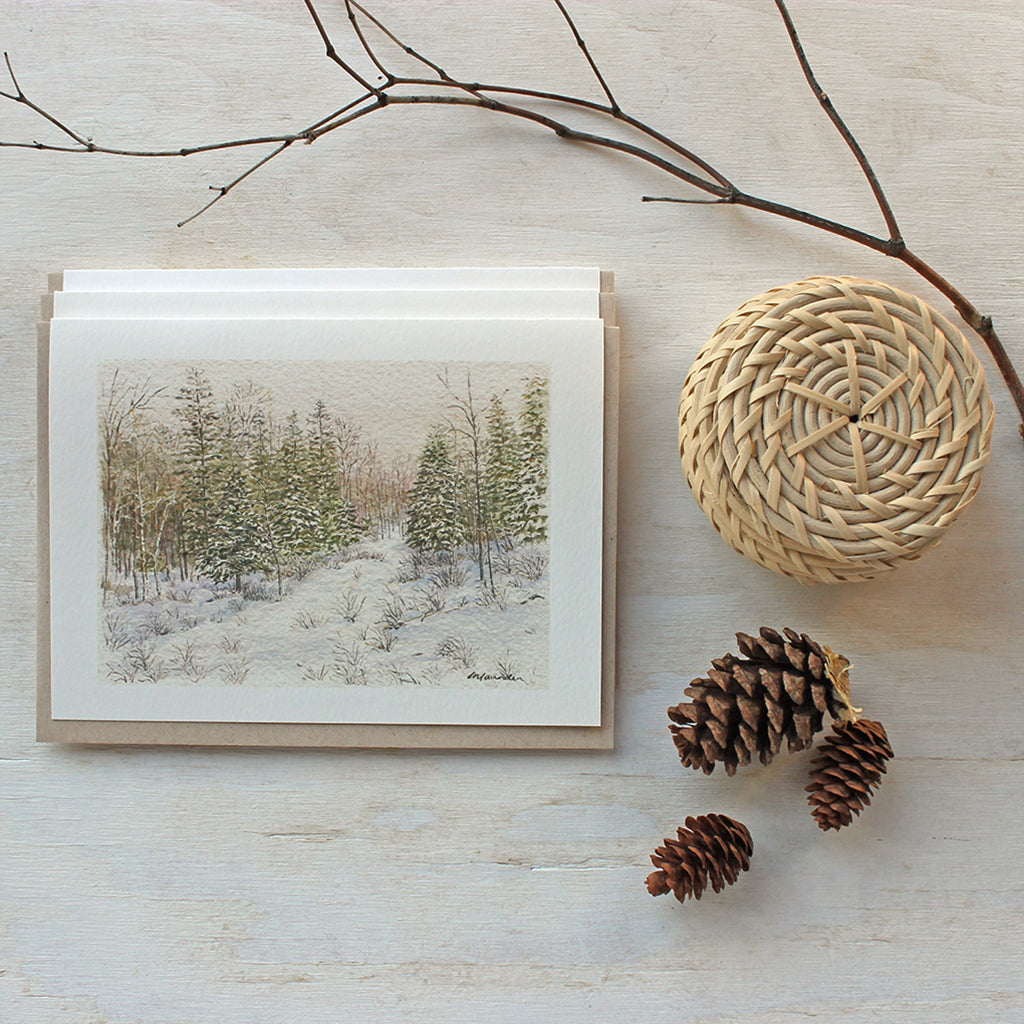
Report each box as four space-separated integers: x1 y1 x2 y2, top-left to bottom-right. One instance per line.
39 268 618 749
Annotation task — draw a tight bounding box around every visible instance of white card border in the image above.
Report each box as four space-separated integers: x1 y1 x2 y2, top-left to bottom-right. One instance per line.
48 317 605 727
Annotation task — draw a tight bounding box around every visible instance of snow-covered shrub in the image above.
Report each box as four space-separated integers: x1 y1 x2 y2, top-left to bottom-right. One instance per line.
378 590 407 630
396 548 444 582
387 663 445 687
107 640 163 685
478 585 511 612
334 542 387 563
414 579 447 617
513 551 549 582
362 625 397 652
219 656 251 686
332 592 366 622
394 558 420 584
140 608 176 638
168 638 206 682
490 547 516 575
217 633 243 654
241 577 278 602
494 656 522 681
331 641 369 685
103 612 133 650
292 610 328 630
431 561 469 589
435 635 477 669
286 554 321 581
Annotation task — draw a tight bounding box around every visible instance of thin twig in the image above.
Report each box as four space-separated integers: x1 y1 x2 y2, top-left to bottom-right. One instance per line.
349 0 453 83
376 69 738 189
304 97 387 142
4 51 94 148
1 50 23 98
342 0 394 84
552 0 620 113
301 0 384 96
644 195 733 206
177 140 295 227
773 0 902 246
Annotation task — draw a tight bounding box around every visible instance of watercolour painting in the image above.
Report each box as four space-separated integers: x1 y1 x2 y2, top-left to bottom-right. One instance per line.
46 317 606 729
98 359 552 692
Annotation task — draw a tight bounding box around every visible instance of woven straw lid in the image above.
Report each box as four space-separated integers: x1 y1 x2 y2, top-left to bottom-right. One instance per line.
679 276 994 584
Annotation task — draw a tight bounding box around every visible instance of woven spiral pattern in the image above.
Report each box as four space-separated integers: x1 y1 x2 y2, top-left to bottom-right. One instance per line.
679 277 994 584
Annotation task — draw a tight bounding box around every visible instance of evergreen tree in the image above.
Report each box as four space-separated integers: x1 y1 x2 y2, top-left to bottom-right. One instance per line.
440 372 491 585
271 412 323 559
202 452 271 590
249 405 286 595
483 394 522 544
306 400 361 550
406 425 462 554
173 367 221 577
511 375 549 542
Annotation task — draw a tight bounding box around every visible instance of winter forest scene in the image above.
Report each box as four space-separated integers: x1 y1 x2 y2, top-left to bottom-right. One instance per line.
98 358 551 693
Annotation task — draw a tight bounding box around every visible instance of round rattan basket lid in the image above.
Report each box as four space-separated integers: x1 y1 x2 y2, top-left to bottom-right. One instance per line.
678 276 994 584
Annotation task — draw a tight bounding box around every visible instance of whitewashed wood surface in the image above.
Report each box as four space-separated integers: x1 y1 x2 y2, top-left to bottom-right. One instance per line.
2 2 1022 1020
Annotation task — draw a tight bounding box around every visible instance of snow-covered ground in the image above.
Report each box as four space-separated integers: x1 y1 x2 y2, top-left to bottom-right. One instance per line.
100 539 549 691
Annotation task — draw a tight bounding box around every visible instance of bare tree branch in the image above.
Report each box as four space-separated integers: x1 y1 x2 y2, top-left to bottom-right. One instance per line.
342 0 395 84
4 51 95 149
1 2 1019 434
301 0 384 95
177 140 296 228
773 0 902 246
348 0 453 83
552 0 620 113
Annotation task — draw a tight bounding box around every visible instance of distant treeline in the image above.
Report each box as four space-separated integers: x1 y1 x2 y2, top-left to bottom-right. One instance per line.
100 367 548 600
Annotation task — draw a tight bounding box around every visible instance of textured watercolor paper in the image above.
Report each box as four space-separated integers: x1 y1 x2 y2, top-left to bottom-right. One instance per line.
61 267 602 292
52 289 599 319
48 317 605 728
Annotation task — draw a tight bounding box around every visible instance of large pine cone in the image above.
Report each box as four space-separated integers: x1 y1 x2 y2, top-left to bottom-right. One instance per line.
669 627 848 775
806 719 893 830
646 813 753 902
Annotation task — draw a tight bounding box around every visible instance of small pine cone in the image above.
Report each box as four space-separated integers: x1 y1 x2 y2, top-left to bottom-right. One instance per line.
646 813 753 902
806 719 894 831
668 626 849 775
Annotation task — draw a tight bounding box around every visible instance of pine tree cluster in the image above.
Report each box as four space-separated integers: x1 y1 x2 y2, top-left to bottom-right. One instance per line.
406 375 549 559
102 368 364 596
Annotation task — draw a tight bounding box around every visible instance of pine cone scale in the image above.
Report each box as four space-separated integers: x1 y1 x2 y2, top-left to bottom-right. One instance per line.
761 667 784 702
783 671 808 704
734 664 760 695
784 642 808 672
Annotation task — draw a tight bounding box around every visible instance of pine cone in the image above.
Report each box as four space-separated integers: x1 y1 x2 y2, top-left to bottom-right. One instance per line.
806 719 893 830
669 627 851 775
646 813 753 902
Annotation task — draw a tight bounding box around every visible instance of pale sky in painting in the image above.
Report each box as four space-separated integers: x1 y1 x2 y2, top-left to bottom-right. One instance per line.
101 359 549 462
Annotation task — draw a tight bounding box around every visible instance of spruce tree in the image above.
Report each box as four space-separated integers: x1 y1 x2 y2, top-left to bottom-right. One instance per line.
406 425 462 554
249 406 286 595
173 367 221 579
483 394 522 544
271 412 323 559
306 399 361 551
511 375 549 543
201 452 271 590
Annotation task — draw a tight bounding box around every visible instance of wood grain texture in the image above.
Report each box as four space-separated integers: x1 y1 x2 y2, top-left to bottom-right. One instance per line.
2 2 1022 1021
